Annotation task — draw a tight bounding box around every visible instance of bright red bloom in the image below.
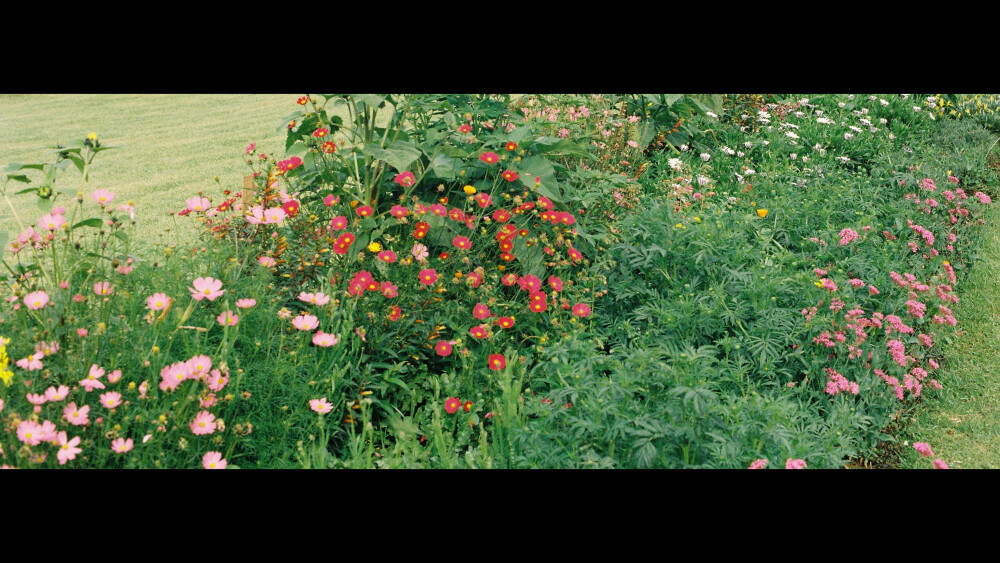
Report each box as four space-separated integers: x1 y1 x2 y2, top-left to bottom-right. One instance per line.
518 275 542 292
330 216 348 230
419 269 438 286
378 250 397 263
281 200 300 217
297 96 309 105
529 295 547 313
567 247 583 262
453 236 471 250
444 397 461 414
458 124 472 134
496 316 515 329
322 141 336 154
537 196 553 210
275 156 303 174
463 400 473 413
435 340 452 356
439 252 450 260
469 325 489 339
488 354 506 371
313 127 329 138
500 252 515 262
449 208 466 222
492 209 511 222
548 276 563 292
501 273 518 286
505 141 517 151
502 170 520 182
394 171 416 187
479 152 500 165
387 305 402 321
473 303 491 320
475 193 493 208
572 303 592 317
414 222 430 239
356 205 374 218
430 204 447 217
390 205 409 218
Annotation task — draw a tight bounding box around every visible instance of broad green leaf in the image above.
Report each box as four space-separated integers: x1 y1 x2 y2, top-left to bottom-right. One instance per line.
430 153 460 179
0 231 7 253
111 230 128 242
367 141 423 173
2 162 44 173
72 218 104 230
36 197 53 214
516 156 560 200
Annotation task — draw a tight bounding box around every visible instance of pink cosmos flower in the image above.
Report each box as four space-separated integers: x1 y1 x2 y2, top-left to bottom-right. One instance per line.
16 354 44 371
112 437 134 454
748 459 768 469
217 311 239 326
200 393 217 408
108 369 122 383
147 293 170 311
310 397 334 414
785 458 807 469
207 369 229 392
45 385 70 402
412 243 429 262
932 458 950 469
100 391 122 409
38 213 66 231
92 189 115 206
17 420 44 445
77 328 88 337
292 314 319 331
187 355 212 379
24 291 49 310
190 277 225 301
94 281 113 296
236 298 256 309
298 292 331 306
259 256 276 268
913 442 934 457
80 364 106 392
312 331 339 347
186 196 211 212
56 432 83 465
190 411 218 435
203 451 227 469
323 194 339 207
64 402 90 426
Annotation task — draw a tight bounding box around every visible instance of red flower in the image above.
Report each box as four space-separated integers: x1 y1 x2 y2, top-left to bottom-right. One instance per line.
390 205 409 218
458 124 472 134
492 209 511 222
479 152 500 165
394 171 416 187
501 273 518 286
414 222 430 239
330 215 348 230
281 200 300 217
548 276 563 292
387 305 402 321
572 303 592 317
488 354 506 371
452 236 471 250
518 275 542 292
313 127 329 138
419 269 438 286
297 96 309 105
449 208 466 222
537 196 553 210
463 400 473 413
439 252 450 260
496 316 515 329
435 340 453 356
322 141 336 154
356 205 374 218
275 156 303 174
469 325 489 339
473 303 491 320
567 247 583 263
502 170 520 182
500 253 515 262
444 397 461 414
475 193 493 208
505 141 517 151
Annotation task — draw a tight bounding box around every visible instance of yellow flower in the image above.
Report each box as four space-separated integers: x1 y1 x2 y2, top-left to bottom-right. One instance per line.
463 185 477 195
87 132 97 141
694 216 701 223
757 209 768 218
368 242 382 253
814 281 824 288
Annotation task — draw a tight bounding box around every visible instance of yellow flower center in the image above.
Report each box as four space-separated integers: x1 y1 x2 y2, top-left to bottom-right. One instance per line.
209 461 216 468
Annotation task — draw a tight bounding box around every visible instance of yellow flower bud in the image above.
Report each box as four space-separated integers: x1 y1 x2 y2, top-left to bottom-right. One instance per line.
463 185 477 195
368 242 382 253
757 209 768 218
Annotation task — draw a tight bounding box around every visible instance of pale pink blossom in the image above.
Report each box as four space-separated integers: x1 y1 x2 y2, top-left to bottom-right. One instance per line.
92 189 115 206
312 332 339 347
189 277 225 301
292 314 319 331
112 437 134 454
100 391 122 409
235 298 256 309
23 291 49 310
56 432 82 465
147 293 170 311
785 458 807 469
310 397 334 414
64 402 90 426
202 451 227 469
190 411 217 435
216 310 239 326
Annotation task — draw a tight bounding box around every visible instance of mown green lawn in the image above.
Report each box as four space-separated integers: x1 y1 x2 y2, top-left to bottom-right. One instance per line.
0 94 300 250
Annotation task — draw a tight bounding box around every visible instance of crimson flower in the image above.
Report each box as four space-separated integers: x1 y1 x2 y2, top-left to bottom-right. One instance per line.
506 141 517 151
458 124 472 134
313 127 329 138
322 141 336 154
444 397 461 414
394 171 416 187
488 354 506 371
502 170 520 182
479 152 500 165
435 340 453 356
281 200 300 217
